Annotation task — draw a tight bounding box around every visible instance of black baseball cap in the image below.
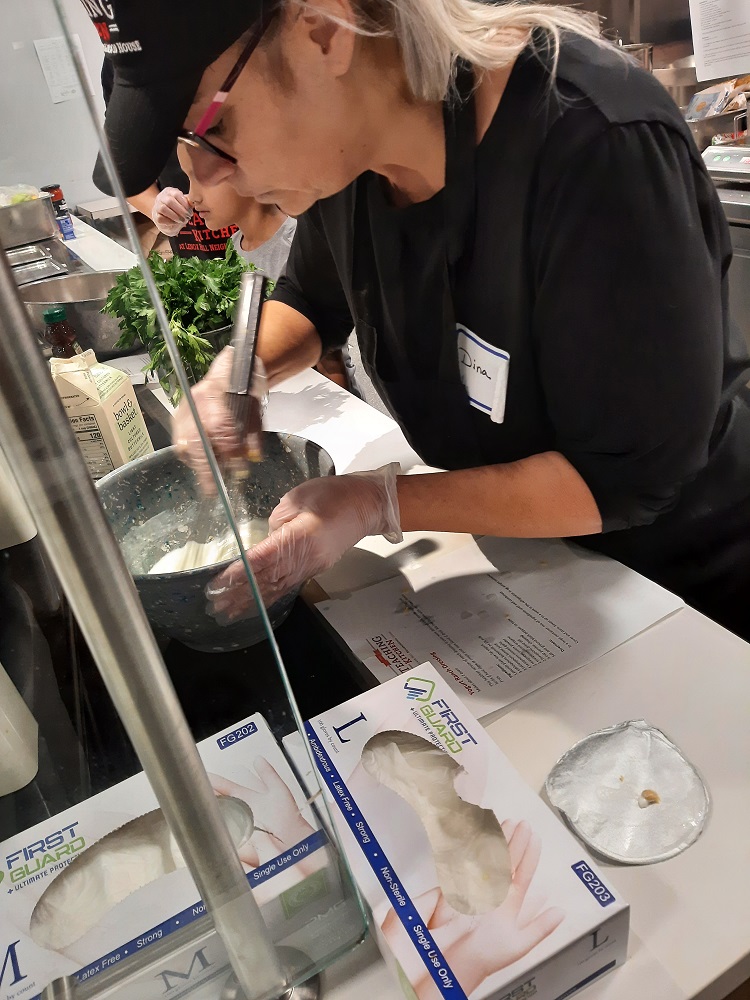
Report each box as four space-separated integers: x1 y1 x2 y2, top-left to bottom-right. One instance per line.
84 0 266 196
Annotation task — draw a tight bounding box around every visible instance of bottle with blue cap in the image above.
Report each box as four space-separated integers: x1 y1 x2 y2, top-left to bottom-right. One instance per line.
41 184 75 241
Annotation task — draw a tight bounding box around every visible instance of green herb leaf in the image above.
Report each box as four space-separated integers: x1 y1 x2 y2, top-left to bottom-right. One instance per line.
101 240 275 390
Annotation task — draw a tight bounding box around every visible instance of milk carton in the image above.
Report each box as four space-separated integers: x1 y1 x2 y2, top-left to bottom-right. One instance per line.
50 350 153 479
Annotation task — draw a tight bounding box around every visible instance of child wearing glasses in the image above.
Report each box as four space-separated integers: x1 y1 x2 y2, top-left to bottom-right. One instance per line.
175 145 295 282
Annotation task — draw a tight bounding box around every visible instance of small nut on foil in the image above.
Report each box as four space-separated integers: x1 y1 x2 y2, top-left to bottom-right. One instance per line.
638 789 661 808
546 720 710 863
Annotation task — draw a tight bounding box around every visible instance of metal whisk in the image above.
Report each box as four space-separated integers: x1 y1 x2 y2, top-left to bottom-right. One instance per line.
191 270 268 545
226 269 268 465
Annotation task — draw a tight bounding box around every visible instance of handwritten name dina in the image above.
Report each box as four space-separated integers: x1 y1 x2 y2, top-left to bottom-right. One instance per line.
458 347 491 380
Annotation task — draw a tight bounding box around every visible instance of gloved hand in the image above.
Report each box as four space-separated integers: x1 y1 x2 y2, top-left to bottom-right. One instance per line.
151 186 192 236
207 463 403 620
173 346 268 495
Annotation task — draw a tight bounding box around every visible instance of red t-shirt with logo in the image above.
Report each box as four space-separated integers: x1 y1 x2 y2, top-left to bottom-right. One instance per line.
159 155 238 258
170 213 238 258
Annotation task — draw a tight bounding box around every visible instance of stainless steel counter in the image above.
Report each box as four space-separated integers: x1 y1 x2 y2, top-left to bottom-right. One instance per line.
43 233 94 276
715 184 750 226
714 185 750 350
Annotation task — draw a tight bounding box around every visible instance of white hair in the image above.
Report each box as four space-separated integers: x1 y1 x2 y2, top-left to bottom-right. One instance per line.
294 0 605 102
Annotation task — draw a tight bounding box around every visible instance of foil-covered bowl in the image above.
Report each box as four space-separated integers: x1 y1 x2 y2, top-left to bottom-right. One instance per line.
545 720 709 865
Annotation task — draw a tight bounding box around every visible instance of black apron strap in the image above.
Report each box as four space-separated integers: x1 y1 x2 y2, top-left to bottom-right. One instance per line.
437 59 479 383
444 59 479 278
349 61 489 467
352 58 478 318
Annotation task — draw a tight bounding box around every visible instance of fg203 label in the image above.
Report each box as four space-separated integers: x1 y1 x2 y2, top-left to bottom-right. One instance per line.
571 862 616 907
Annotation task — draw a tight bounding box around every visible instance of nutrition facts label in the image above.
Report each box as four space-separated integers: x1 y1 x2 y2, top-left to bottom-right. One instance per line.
69 413 115 478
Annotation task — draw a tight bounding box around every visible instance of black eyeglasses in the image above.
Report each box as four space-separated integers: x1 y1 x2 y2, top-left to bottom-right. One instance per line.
178 7 276 166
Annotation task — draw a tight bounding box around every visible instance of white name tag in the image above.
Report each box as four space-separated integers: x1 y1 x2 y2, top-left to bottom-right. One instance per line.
456 324 510 424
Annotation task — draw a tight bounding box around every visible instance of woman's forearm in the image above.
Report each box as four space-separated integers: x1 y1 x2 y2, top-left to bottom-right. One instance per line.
257 300 324 386
397 452 602 538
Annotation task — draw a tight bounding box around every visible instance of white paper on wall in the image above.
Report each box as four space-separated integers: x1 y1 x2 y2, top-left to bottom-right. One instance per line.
689 0 750 81
33 34 90 104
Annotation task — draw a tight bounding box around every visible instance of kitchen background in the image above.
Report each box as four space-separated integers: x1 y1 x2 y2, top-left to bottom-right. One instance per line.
1 1 106 207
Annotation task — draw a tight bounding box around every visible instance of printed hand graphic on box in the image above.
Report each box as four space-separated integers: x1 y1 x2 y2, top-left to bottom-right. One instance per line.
1 713 341 1000
208 758 317 872
358 732 563 999
380 819 564 1000
26 758 315 957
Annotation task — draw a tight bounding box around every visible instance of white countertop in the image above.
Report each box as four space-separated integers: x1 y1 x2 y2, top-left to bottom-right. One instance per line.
68 216 137 272
263 369 750 1000
486 608 750 1000
320 603 750 1000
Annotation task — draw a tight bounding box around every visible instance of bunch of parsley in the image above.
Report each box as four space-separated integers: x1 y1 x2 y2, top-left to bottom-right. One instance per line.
103 241 274 403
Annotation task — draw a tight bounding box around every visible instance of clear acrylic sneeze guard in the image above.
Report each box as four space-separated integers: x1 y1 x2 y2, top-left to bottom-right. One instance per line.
0 4 368 999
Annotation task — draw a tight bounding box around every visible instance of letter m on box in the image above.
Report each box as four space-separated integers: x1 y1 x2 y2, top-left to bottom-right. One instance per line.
157 947 211 992
0 941 26 989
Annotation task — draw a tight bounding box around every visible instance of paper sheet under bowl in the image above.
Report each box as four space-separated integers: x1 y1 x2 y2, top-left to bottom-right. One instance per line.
545 720 709 864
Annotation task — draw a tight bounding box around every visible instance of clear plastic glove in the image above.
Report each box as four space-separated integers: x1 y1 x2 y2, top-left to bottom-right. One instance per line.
207 463 402 619
152 186 192 236
172 346 268 495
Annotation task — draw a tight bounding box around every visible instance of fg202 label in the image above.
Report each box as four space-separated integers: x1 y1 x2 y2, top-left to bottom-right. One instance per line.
571 862 616 907
216 722 258 749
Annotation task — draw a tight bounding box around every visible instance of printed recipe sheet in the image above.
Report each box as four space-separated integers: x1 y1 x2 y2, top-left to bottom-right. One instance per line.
318 536 683 720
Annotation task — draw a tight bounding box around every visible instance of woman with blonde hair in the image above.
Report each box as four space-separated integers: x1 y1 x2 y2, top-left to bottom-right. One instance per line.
89 0 750 638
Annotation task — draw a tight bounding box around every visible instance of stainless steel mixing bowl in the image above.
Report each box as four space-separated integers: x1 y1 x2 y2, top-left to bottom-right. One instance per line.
20 270 134 359
96 436 335 652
